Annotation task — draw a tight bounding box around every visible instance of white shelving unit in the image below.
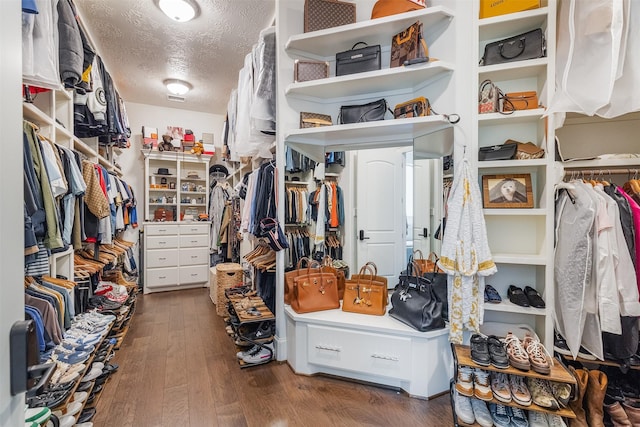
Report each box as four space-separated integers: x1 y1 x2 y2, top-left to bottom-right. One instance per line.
473 0 557 352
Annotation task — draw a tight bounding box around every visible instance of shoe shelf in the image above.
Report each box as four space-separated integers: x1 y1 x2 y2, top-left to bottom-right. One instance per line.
484 300 547 316
559 354 640 372
451 344 577 421
226 292 275 368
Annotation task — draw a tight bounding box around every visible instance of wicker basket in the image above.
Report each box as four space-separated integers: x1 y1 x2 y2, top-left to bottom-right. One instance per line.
216 263 243 317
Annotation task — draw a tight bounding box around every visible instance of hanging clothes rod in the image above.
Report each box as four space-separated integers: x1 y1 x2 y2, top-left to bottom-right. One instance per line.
563 168 639 176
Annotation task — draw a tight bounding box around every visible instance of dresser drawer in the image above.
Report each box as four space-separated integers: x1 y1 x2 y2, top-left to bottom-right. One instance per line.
146 267 178 288
179 248 209 266
145 224 179 236
179 265 209 284
180 224 209 235
146 249 179 268
179 234 208 248
147 235 179 249
307 324 412 380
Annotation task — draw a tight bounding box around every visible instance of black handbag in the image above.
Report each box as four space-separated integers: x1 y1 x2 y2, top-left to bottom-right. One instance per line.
422 270 448 321
480 28 545 66
478 144 517 161
389 263 445 332
336 42 381 77
338 99 389 124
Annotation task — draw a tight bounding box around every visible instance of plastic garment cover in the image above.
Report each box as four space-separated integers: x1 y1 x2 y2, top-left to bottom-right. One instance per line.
554 183 595 359
23 0 60 88
548 0 640 120
251 27 276 135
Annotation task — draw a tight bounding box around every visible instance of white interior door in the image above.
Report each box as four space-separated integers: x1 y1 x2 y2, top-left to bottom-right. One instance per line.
356 148 406 288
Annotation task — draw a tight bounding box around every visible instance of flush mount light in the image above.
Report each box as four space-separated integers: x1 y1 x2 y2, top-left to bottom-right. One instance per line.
157 0 199 22
164 79 193 95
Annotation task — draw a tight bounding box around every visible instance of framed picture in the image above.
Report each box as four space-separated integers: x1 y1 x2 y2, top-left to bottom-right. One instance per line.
482 174 534 208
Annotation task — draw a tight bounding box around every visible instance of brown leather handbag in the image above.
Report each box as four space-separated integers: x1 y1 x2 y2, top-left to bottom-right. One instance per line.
390 21 428 68
291 267 340 314
285 257 320 305
320 256 345 300
412 249 444 274
371 0 426 19
342 264 388 316
502 91 539 112
304 0 356 33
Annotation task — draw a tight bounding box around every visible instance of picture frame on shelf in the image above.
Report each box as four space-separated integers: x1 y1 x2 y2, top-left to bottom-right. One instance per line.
482 174 533 208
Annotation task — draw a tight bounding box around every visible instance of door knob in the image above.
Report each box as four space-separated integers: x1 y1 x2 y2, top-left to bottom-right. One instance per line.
359 230 370 241
418 227 429 238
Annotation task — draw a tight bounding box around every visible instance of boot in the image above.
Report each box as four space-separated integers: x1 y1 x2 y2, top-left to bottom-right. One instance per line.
568 366 589 427
604 396 632 427
622 400 640 425
585 369 607 427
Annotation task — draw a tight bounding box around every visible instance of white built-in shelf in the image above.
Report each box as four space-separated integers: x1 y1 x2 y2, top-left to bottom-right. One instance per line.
286 61 455 100
149 188 177 192
23 102 53 126
285 182 310 186
478 158 547 169
182 178 206 182
149 203 177 206
559 159 640 170
484 299 547 316
478 108 545 125
285 6 454 59
285 116 453 155
478 57 548 82
184 203 207 207
483 208 546 216
152 174 177 178
492 253 546 265
479 7 549 40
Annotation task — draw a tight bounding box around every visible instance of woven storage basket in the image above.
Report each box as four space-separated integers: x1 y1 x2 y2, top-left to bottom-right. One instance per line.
216 263 243 317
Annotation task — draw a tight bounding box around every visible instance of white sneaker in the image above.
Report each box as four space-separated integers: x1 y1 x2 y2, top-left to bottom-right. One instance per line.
455 391 475 425
470 398 492 427
528 410 549 427
241 343 274 364
546 414 567 427
236 344 260 359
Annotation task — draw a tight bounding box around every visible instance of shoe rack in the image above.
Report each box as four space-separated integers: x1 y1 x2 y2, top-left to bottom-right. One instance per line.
450 343 576 426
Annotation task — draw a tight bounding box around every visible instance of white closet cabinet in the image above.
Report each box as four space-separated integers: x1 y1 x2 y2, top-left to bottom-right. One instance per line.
473 2 557 351
274 0 460 399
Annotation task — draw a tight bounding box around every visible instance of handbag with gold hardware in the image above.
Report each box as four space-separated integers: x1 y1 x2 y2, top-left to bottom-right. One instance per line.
300 112 332 129
285 257 320 305
291 266 340 314
320 255 346 300
393 97 431 119
504 139 545 160
342 264 387 316
390 21 428 68
502 91 539 112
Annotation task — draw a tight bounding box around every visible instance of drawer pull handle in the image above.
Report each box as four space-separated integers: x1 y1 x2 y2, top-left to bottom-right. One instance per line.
191 255 198 258
159 229 166 232
159 241 167 244
315 345 341 352
191 273 198 276
191 228 198 231
191 240 198 243
158 276 166 279
371 354 399 362
158 257 166 260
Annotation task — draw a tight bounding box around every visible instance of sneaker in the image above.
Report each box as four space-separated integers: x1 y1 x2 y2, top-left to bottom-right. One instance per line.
577 347 597 361
522 334 552 375
473 369 493 401
528 410 549 427
489 403 512 427
527 377 559 409
509 406 529 427
81 367 103 383
470 398 493 427
487 335 510 369
455 366 474 397
549 381 572 408
236 344 260 359
470 334 491 367
25 407 51 424
509 375 532 406
491 372 512 403
454 391 475 425
241 343 274 364
553 332 571 356
504 332 531 371
546 414 567 427
485 284 502 303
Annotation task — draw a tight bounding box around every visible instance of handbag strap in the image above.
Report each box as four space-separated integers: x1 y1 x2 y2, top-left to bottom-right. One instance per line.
351 41 368 50
499 37 526 60
363 261 378 276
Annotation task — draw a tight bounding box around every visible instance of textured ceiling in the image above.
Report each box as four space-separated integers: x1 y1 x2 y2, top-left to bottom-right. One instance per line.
74 0 276 115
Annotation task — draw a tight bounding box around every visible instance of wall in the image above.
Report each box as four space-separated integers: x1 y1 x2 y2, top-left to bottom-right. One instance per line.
117 102 225 244
0 1 26 426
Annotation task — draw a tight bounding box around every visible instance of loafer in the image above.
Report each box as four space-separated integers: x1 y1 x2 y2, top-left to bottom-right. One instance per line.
470 398 493 427
470 334 491 367
488 403 511 427
487 335 509 369
524 286 545 308
484 284 502 303
508 285 530 307
508 406 529 427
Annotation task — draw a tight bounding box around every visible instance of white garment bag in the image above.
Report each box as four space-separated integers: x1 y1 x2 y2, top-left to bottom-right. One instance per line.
23 0 61 89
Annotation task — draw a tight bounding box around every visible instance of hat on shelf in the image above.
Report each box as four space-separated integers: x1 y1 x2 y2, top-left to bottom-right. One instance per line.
209 164 229 177
156 168 170 175
187 171 201 179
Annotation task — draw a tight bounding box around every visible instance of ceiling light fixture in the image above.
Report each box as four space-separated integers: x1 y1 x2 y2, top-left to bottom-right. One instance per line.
157 0 199 22
164 79 193 95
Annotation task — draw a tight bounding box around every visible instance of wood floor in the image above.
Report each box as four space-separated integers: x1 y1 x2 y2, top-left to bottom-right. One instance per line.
93 288 454 427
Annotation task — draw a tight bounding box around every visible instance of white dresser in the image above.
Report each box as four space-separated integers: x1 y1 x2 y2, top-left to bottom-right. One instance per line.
143 222 210 294
285 306 452 399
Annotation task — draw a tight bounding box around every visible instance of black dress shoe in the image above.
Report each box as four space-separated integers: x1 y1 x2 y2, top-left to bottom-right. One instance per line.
524 286 545 308
470 334 491 367
487 335 509 369
508 285 530 307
